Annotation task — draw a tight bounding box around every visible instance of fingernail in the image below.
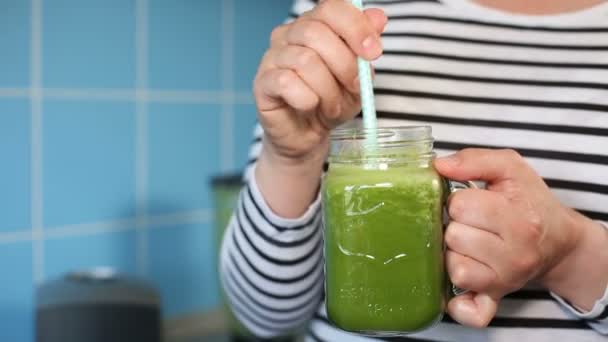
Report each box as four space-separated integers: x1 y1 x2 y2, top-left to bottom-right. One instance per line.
362 35 381 58
459 299 477 315
437 154 460 166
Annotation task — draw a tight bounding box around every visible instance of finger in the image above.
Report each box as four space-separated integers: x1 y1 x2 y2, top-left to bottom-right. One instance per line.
446 221 542 290
446 250 498 293
447 188 513 236
445 221 504 269
310 0 384 60
255 68 319 113
286 19 359 93
270 24 290 48
447 292 499 328
271 45 343 119
302 7 387 36
435 148 531 183
364 8 388 33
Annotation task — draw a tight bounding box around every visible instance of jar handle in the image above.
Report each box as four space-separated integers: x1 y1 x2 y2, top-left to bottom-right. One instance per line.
446 180 478 296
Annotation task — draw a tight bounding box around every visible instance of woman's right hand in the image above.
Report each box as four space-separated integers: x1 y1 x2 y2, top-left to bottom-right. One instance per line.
252 0 386 218
254 0 387 164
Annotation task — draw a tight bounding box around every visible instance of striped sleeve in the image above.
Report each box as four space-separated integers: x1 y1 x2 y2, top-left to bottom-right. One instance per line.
219 175 323 338
551 221 608 335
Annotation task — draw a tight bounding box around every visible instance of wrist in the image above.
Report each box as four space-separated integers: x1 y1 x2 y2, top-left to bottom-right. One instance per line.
261 137 328 172
539 208 608 310
255 139 328 219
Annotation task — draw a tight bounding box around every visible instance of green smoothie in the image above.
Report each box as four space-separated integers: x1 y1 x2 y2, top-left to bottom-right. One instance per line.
323 163 446 334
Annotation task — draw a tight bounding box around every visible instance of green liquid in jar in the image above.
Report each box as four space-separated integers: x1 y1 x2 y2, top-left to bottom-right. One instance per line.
323 163 446 334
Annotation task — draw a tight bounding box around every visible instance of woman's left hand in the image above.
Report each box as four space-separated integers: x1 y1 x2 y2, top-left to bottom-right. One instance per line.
434 148 606 328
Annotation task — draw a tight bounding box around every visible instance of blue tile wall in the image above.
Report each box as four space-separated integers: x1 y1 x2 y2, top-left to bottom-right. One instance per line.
149 0 222 90
0 100 31 232
234 104 259 168
43 100 136 227
0 242 33 342
43 0 136 88
234 0 292 91
0 0 292 337
148 223 218 316
147 103 221 214
0 1 30 87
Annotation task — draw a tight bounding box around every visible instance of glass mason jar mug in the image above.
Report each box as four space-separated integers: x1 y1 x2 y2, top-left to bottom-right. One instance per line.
322 126 470 336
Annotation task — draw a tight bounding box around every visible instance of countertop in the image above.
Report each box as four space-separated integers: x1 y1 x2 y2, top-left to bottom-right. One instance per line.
165 308 231 342
165 308 304 342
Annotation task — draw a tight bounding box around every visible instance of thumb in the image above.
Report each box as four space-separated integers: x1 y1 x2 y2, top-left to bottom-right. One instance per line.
435 148 527 183
447 292 499 328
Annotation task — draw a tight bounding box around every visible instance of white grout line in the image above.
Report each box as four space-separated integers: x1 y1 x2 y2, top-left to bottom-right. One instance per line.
145 89 228 103
0 88 30 98
135 0 149 277
30 0 44 285
45 218 137 240
221 0 235 172
0 87 253 104
221 0 234 96
0 209 215 244
147 209 214 229
0 231 34 245
135 2 148 93
44 88 135 101
233 91 255 105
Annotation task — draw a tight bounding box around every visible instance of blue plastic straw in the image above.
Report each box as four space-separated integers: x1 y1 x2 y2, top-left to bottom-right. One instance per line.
351 0 378 149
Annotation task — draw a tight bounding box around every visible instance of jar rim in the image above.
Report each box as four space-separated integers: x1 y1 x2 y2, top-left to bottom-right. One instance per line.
328 125 435 165
330 125 432 144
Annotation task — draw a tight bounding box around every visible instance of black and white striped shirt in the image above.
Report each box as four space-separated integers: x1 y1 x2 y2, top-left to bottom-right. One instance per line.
220 0 608 340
